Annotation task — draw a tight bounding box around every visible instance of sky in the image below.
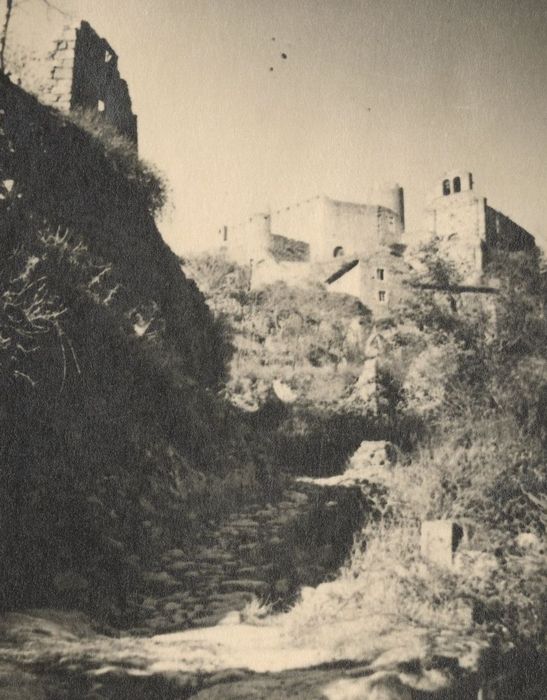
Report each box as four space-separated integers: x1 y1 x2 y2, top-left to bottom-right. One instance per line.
8 0 547 254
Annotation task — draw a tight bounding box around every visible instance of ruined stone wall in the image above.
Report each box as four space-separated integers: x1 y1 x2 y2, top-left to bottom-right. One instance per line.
484 205 535 255
40 21 137 145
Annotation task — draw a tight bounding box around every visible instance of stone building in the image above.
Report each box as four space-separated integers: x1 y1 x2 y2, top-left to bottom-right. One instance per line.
217 171 535 318
219 185 405 265
423 170 535 282
326 245 410 317
40 21 138 146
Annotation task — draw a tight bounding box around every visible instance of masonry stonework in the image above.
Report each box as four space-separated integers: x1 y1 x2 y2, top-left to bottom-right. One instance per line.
41 21 138 146
220 188 405 266
425 170 535 282
219 171 535 318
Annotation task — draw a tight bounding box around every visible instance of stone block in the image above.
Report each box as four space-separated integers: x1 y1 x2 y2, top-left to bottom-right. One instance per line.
219 579 268 595
350 440 396 469
420 520 464 568
141 571 181 592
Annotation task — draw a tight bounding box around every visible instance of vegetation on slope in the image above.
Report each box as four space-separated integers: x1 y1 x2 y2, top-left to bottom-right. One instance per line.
286 241 547 659
182 253 385 473
0 77 277 623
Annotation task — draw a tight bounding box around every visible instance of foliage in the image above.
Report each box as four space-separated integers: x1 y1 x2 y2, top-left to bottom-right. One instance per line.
183 253 381 472
183 254 372 409
1 79 231 388
354 241 547 651
0 81 274 623
67 108 168 217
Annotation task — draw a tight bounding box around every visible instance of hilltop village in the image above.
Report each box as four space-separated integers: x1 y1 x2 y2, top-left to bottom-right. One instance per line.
1 15 546 700
10 19 537 320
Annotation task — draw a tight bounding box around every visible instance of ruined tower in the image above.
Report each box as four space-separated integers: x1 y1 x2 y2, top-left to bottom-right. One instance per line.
41 21 138 147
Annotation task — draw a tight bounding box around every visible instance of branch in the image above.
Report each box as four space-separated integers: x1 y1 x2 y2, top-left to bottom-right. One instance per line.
41 0 70 18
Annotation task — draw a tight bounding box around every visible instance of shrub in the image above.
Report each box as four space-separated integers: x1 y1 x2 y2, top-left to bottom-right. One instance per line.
66 108 168 217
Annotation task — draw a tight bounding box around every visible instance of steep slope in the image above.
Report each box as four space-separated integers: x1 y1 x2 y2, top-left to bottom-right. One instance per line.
0 77 274 623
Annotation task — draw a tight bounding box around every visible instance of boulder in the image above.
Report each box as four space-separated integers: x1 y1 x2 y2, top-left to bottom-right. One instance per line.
420 520 464 569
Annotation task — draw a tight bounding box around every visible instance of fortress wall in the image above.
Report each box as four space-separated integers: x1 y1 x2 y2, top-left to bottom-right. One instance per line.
484 206 535 253
269 197 326 255
269 196 403 262
321 199 403 262
40 21 138 145
220 213 271 263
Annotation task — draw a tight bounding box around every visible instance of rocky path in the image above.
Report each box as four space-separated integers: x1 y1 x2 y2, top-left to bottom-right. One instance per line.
0 442 543 699
130 480 365 636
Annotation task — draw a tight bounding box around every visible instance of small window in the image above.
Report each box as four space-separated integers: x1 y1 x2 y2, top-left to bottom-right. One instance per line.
378 291 386 302
453 176 461 193
97 99 105 112
442 179 451 196
376 268 384 281
333 246 344 258
223 225 228 242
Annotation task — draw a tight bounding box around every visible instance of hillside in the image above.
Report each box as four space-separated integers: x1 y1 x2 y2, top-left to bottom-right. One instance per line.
181 253 404 474
0 77 277 623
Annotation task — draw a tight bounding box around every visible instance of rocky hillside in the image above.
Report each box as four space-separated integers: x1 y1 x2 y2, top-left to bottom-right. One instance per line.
0 77 277 623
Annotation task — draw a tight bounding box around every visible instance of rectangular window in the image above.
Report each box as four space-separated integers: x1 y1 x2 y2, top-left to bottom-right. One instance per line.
223 225 228 242
376 268 384 280
378 291 386 302
97 99 105 113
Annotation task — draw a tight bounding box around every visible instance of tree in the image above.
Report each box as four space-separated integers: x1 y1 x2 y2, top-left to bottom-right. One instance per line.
0 0 68 75
0 0 13 73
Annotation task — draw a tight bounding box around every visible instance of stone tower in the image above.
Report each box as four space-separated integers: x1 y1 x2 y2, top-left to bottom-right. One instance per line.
370 182 405 230
41 21 138 147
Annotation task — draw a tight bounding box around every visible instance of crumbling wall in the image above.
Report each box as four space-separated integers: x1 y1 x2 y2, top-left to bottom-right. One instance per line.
41 21 137 145
484 205 535 254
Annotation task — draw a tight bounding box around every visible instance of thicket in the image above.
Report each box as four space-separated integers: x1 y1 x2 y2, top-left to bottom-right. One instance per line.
368 240 547 650
183 253 383 472
282 242 546 667
0 78 276 622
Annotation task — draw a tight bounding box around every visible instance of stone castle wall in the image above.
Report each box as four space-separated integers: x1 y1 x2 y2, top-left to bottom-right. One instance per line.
221 194 404 265
40 21 137 145
484 205 536 255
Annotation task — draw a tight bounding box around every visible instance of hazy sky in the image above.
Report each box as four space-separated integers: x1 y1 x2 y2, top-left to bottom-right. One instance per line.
9 0 547 253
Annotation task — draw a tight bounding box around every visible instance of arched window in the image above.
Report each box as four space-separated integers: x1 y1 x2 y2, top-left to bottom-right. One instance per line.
333 246 344 258
442 179 451 196
453 176 461 193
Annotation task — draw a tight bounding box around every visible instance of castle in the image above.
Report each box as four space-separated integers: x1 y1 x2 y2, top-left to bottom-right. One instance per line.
217 170 536 315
